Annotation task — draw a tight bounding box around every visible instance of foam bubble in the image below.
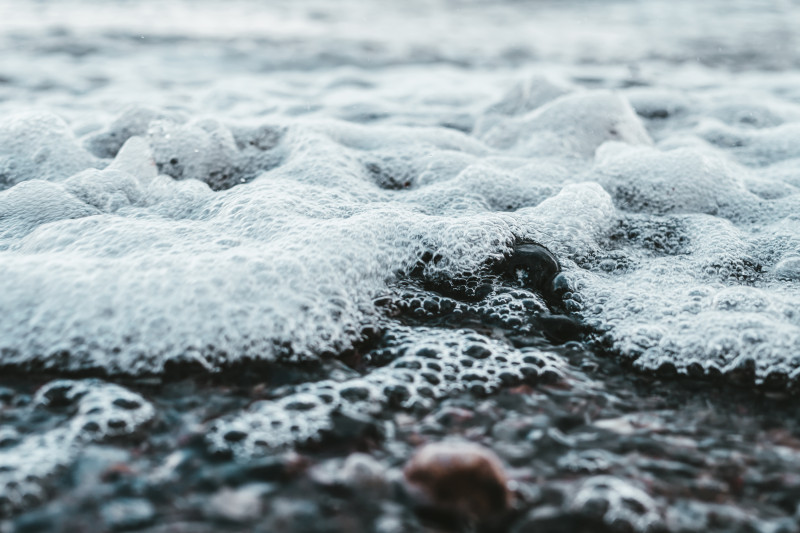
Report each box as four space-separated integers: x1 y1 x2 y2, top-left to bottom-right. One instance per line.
0 2 798 389
592 144 755 216
0 380 153 514
84 105 187 159
0 111 100 189
207 327 566 456
479 91 653 156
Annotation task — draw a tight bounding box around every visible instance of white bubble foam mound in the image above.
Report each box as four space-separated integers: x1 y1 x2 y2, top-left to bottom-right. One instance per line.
576 207 800 381
479 91 652 157
485 75 574 117
705 94 800 129
0 111 100 189
0 180 100 245
774 256 800 280
146 118 240 190
0 56 798 387
5 114 577 373
591 144 757 217
625 88 692 122
84 105 188 159
516 182 617 261
698 120 800 167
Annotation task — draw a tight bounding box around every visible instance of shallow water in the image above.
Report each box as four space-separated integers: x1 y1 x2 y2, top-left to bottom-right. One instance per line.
2 0 800 531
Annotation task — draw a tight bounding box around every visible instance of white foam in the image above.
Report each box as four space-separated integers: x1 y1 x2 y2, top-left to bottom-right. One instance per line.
208 327 566 454
0 0 798 387
0 112 100 188
0 380 154 514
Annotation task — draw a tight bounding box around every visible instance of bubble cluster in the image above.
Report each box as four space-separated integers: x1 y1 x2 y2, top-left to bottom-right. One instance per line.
570 476 664 532
207 327 566 456
0 111 100 189
0 380 153 515
0 0 798 396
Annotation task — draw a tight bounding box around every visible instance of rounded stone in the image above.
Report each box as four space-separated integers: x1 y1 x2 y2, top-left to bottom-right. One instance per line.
403 441 511 520
500 241 561 290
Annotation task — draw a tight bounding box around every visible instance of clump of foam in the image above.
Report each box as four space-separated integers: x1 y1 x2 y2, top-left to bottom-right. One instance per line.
0 67 799 389
84 105 187 159
207 327 566 456
1 119 550 374
147 118 240 190
576 210 800 382
626 88 692 122
484 75 573 117
774 256 800 280
570 476 664 532
697 120 800 167
591 144 756 216
0 111 100 189
478 91 652 157
0 380 153 515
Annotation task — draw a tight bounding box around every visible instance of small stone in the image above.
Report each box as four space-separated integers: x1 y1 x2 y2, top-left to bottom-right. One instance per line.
339 452 388 491
465 344 492 359
500 241 560 290
403 441 511 520
206 485 267 523
532 314 586 343
319 409 383 446
101 498 155 531
511 506 575 533
0 386 14 403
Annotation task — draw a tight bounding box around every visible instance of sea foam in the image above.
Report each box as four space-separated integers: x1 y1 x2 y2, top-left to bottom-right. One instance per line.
0 0 798 387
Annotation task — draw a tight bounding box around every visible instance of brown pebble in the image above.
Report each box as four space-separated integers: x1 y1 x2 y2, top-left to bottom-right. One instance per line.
403 441 511 519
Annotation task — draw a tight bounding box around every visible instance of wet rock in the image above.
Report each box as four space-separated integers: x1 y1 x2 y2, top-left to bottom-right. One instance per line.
12 509 59 533
311 452 389 498
570 476 665 532
101 498 156 531
0 386 14 403
532 314 586 343
241 453 306 483
206 484 270 523
264 498 322 532
317 409 384 448
339 453 389 491
511 506 585 533
499 241 561 291
403 441 511 521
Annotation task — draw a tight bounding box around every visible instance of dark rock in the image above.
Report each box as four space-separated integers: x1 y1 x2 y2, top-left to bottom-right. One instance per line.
511 506 589 533
499 241 561 291
532 314 586 344
317 409 384 448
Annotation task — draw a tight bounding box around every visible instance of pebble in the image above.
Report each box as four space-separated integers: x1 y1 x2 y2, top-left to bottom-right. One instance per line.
500 241 561 291
403 441 511 520
206 485 268 523
100 498 156 531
